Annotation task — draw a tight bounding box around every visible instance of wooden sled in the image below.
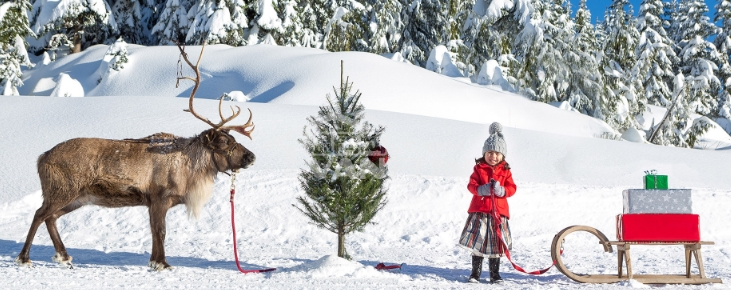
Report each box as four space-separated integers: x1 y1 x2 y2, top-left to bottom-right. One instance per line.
550 225 722 284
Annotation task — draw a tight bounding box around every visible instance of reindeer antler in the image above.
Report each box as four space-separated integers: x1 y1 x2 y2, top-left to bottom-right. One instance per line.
175 42 255 139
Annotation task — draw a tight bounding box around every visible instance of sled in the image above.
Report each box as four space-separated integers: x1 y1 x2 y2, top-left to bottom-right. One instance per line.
550 225 722 285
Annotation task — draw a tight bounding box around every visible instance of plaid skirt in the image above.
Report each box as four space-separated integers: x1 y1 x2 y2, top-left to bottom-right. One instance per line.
458 212 512 257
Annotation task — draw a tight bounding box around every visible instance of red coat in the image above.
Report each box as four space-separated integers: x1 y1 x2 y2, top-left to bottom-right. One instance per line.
467 160 517 218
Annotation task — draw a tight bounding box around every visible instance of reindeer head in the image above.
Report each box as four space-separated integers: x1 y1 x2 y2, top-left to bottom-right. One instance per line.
177 43 256 172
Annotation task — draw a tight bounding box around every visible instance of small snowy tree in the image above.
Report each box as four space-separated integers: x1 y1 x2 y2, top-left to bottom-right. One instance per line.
1 0 34 95
296 62 388 260
30 0 118 54
96 37 128 83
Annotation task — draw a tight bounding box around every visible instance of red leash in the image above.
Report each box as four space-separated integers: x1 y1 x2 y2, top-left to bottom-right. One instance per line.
489 184 556 275
229 174 276 274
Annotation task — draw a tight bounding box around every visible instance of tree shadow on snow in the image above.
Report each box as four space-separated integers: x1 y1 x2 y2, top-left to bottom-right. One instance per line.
0 239 268 271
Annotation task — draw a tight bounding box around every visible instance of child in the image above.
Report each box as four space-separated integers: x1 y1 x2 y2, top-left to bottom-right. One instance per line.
458 122 516 283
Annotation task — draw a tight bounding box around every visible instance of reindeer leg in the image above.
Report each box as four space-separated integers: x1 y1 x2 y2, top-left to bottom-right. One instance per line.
16 199 73 266
148 198 173 271
16 206 49 266
46 202 83 267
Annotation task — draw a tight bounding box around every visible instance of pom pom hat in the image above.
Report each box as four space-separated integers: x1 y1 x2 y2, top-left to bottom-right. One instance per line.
482 122 507 157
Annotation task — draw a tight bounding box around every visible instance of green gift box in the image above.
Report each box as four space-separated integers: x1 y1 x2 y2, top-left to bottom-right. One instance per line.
644 175 668 189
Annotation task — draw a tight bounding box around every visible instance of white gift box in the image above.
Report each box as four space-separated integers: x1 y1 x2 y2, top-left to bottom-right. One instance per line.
622 189 692 214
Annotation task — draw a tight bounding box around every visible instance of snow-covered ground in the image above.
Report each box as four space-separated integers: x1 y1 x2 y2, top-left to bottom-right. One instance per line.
1 44 730 289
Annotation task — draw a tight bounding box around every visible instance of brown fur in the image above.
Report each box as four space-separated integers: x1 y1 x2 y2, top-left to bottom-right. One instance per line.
16 129 255 270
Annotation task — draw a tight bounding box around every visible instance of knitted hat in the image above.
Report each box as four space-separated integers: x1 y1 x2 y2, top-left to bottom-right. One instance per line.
482 122 507 157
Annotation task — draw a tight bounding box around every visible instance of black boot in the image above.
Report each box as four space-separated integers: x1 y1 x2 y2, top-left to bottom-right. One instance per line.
489 258 504 284
468 255 483 283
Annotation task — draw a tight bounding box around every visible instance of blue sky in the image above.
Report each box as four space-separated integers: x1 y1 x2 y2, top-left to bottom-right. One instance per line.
568 0 717 23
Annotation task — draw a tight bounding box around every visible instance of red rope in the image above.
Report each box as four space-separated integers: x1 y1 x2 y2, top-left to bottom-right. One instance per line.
230 186 276 273
489 186 556 275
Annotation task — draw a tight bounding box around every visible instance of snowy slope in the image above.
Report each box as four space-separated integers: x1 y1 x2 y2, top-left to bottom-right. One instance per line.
20 44 616 138
1 45 730 289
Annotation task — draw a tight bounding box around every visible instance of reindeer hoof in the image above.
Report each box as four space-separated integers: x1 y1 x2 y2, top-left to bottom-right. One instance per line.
148 261 173 271
15 256 32 267
52 252 73 266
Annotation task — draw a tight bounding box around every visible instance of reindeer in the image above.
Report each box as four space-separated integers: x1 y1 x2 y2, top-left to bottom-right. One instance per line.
15 44 254 270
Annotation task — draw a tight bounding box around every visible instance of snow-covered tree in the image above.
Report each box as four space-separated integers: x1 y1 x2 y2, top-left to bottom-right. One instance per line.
112 0 145 44
513 0 571 103
399 0 449 66
564 0 603 116
633 0 677 108
30 0 118 54
362 0 403 54
273 0 303 46
296 62 388 260
648 73 711 148
95 37 128 83
245 0 283 45
598 0 643 131
671 0 721 117
1 0 34 95
714 0 731 123
461 0 532 80
150 0 192 45
186 0 247 45
324 6 360 51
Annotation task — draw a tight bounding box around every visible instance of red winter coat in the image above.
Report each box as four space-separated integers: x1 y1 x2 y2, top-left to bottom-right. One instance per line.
467 160 517 218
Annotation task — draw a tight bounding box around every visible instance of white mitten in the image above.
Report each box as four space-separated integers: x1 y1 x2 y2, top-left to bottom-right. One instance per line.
493 181 505 197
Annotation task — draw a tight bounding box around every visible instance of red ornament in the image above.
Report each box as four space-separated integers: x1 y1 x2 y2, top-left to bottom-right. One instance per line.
368 145 389 165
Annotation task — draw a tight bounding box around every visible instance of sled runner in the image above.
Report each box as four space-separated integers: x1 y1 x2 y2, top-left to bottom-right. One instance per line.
550 225 722 285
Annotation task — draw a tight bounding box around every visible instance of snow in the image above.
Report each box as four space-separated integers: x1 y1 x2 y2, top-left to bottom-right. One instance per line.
2 44 730 288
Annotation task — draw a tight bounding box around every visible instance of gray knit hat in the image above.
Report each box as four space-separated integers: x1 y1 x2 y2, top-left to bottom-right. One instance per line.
482 122 507 157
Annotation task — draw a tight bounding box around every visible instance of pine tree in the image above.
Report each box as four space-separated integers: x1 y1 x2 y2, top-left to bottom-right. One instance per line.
598 0 643 131
461 0 529 79
1 0 34 95
324 5 369 52
245 0 284 45
112 0 146 44
633 0 677 108
186 0 247 45
362 0 404 54
565 0 603 116
672 0 721 117
150 0 192 45
648 73 710 148
714 0 731 123
30 0 118 54
296 61 388 260
514 0 571 103
399 0 448 66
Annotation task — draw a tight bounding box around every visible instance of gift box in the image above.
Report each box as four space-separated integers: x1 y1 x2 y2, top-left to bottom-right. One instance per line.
644 174 668 189
622 189 692 214
616 213 700 242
